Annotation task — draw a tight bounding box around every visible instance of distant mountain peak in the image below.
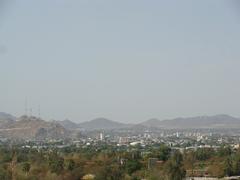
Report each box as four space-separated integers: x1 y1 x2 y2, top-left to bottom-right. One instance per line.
57 119 78 130
0 112 16 121
140 118 161 127
78 117 127 130
90 117 117 123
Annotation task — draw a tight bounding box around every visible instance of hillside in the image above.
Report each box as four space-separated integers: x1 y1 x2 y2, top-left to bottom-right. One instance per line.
0 112 16 128
141 114 240 129
0 112 16 121
60 114 240 130
0 115 69 140
140 118 161 127
57 119 78 130
78 118 128 130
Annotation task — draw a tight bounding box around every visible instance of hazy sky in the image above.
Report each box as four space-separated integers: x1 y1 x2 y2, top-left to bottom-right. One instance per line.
0 1 240 123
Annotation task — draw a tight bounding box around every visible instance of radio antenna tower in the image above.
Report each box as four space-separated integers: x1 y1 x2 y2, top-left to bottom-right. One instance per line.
25 97 28 116
38 105 41 119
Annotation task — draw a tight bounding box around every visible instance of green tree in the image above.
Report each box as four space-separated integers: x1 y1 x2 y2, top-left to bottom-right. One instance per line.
218 146 232 157
224 157 233 176
125 160 142 175
158 145 171 161
195 148 214 161
0 168 11 180
17 150 29 162
22 162 31 175
95 163 124 180
234 153 240 175
67 159 75 171
165 150 186 180
48 151 64 175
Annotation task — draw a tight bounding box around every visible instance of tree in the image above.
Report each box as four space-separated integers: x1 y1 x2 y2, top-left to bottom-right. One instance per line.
17 150 29 163
165 150 186 180
48 152 64 175
95 163 124 180
125 160 142 175
66 159 75 171
195 148 214 161
218 146 232 157
184 150 196 176
234 153 240 175
0 168 11 180
158 145 171 161
224 157 233 176
22 162 30 175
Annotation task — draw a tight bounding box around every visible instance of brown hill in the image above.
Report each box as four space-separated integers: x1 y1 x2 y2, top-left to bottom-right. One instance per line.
0 115 69 140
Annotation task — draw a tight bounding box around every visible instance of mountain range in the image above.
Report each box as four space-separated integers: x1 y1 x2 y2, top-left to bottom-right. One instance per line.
1 112 240 140
140 114 240 129
58 117 131 130
58 114 240 130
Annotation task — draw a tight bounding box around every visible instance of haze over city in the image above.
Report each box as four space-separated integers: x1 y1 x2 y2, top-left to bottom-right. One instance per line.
2 1 240 180
1 1 240 123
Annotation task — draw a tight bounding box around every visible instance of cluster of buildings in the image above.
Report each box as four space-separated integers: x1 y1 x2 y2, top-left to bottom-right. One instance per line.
2 128 240 153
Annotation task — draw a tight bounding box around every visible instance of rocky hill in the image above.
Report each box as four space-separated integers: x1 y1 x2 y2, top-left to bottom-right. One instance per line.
0 115 69 140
